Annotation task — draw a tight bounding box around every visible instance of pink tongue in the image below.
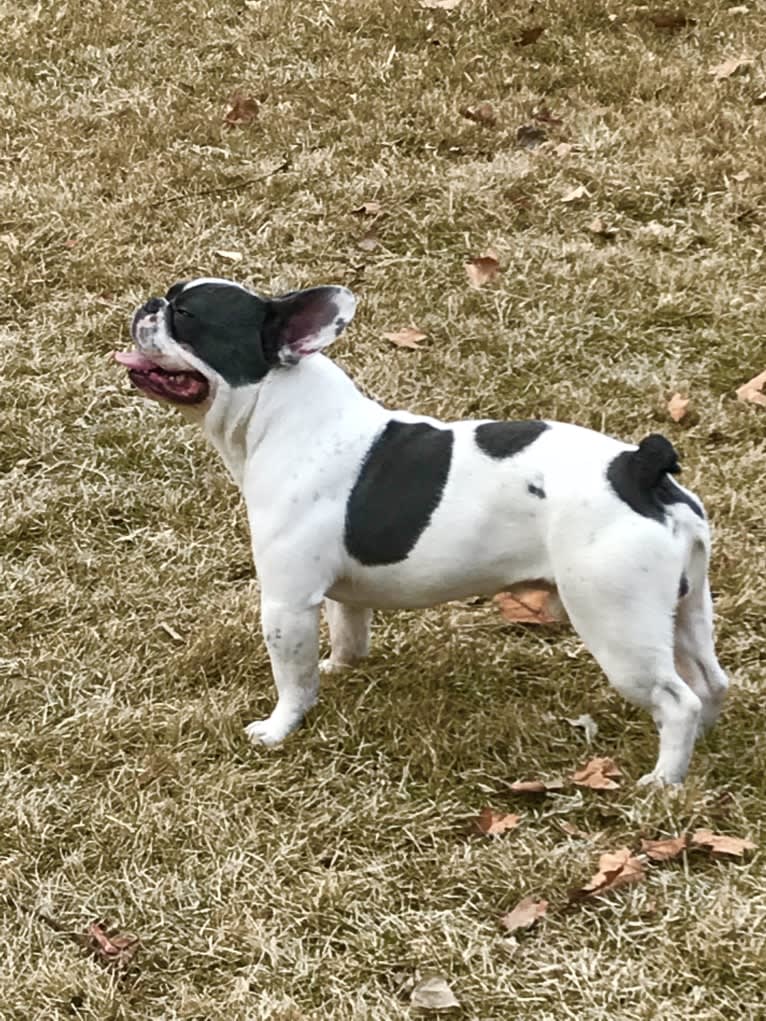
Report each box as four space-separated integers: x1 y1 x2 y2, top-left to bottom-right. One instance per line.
114 350 160 371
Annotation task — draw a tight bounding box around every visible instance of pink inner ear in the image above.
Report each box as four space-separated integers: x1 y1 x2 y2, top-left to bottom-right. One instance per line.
282 294 338 352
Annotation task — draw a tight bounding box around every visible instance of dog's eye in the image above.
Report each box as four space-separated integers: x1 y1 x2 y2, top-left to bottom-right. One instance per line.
174 305 192 319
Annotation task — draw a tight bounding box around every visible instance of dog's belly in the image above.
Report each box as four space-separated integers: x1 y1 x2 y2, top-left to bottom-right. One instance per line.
327 549 553 610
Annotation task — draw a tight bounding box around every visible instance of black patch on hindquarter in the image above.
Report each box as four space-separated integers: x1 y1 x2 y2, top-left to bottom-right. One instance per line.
345 420 453 565
475 420 550 460
165 282 273 386
607 433 704 524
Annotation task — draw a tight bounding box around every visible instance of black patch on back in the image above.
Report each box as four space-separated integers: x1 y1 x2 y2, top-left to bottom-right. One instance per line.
345 420 453 566
475 420 550 460
165 282 273 387
607 439 704 524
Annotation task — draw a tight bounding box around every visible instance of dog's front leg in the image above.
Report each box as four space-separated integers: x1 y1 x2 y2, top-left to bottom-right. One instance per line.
245 599 321 746
320 599 372 674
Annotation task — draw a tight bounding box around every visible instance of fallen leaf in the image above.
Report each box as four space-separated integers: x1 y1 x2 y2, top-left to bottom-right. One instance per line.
736 368 766 407
383 327 427 350
516 25 546 46
509 778 565 794
667 392 690 422
562 184 590 203
410 975 460 1010
224 91 260 125
709 57 752 80
566 714 598 743
214 249 243 262
648 10 697 30
572 757 622 790
577 847 645 897
553 142 573 158
731 169 751 182
559 820 592 838
64 238 78 249
419 0 462 8
351 200 383 216
515 123 547 149
690 829 757 857
86 920 140 969
494 588 559 625
475 807 521 836
465 251 500 288
499 896 548 933
460 101 497 126
587 217 617 239
641 835 688 861
357 234 380 252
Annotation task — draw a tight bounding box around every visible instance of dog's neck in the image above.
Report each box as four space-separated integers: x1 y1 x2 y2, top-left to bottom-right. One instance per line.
199 353 375 486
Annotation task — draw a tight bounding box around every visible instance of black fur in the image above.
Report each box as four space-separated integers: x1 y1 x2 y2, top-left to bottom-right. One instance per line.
475 420 550 460
607 434 704 523
345 420 453 566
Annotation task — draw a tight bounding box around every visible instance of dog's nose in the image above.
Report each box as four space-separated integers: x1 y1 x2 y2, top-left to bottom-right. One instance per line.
144 297 165 314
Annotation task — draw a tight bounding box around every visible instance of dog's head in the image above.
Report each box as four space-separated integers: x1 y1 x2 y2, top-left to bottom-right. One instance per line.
115 278 356 409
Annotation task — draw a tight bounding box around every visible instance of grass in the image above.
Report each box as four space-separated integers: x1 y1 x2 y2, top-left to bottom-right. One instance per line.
1 0 766 1017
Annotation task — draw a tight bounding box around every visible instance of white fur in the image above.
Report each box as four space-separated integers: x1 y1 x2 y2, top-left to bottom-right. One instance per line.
130 294 728 784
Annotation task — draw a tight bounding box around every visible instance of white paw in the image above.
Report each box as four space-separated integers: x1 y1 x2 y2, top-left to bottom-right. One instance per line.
245 715 296 746
319 657 352 675
637 770 683 788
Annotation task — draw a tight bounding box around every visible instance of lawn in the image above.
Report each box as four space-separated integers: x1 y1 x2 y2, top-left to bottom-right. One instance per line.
1 1 765 1017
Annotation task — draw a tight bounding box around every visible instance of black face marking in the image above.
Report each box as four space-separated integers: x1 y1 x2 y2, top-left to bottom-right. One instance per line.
475 420 550 460
527 482 546 499
166 282 273 387
607 435 704 524
345 420 453 566
678 573 689 599
334 317 347 336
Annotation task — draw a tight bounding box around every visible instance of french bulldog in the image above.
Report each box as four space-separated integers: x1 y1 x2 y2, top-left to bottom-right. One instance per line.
115 277 728 784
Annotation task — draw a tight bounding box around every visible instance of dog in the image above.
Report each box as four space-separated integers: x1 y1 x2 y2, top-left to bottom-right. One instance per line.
115 277 728 784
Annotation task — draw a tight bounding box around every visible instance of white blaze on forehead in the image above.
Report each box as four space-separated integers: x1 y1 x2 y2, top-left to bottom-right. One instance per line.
181 278 254 295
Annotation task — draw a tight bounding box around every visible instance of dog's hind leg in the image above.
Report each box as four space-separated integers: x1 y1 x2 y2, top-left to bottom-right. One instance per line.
556 556 702 785
321 599 372 674
674 542 728 734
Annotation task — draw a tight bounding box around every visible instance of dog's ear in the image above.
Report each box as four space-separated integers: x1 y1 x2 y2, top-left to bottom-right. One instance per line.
262 286 356 365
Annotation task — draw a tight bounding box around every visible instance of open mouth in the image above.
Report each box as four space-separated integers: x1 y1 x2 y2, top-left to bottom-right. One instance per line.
114 351 210 405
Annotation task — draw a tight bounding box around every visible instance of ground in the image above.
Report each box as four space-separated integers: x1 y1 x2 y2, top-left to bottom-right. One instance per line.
1 1 765 1018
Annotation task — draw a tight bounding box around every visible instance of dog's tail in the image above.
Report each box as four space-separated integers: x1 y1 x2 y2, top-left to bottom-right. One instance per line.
629 433 681 489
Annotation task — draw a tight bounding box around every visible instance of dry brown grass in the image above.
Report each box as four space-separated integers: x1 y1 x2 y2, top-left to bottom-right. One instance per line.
2 1 766 1017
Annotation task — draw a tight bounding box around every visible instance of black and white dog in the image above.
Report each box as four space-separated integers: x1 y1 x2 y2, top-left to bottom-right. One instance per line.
115 278 728 784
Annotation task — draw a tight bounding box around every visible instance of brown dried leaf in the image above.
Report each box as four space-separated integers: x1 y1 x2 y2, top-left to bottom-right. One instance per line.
572 757 622 790
475 807 521 836
357 234 380 252
648 9 697 30
641 835 688 861
709 56 752 80
559 820 592 839
578 847 645 896
214 249 243 263
351 200 383 217
509 778 565 794
736 368 766 407
516 25 545 46
461 101 497 126
587 217 617 239
554 142 573 158
667 392 690 422
494 588 559 625
383 327 427 350
465 251 500 288
224 91 260 125
410 975 460 1009
690 829 757 856
499 896 548 933
562 184 590 203
86 920 140 969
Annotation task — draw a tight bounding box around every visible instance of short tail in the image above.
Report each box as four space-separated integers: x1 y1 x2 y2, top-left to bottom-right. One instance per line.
630 433 680 489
